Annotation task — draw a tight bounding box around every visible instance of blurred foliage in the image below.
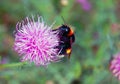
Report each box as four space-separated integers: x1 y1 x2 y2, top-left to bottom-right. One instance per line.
0 0 120 84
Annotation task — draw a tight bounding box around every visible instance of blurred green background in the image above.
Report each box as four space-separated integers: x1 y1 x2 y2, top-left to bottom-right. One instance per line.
0 0 120 84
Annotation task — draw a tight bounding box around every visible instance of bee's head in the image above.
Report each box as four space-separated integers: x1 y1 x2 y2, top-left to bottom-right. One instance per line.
59 25 74 36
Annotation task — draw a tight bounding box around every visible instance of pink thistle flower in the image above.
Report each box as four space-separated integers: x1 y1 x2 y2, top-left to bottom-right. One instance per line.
110 53 120 79
77 0 91 11
14 16 60 66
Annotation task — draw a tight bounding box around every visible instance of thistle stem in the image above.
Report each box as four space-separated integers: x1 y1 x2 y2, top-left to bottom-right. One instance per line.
0 62 27 69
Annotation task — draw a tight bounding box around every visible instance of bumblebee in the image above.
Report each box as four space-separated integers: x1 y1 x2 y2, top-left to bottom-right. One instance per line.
53 24 75 58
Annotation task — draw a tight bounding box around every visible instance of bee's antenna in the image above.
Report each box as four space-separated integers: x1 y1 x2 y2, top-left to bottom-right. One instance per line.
61 16 66 25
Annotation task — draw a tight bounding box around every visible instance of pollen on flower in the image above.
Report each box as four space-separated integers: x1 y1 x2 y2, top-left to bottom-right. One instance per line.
110 53 120 80
13 16 60 66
